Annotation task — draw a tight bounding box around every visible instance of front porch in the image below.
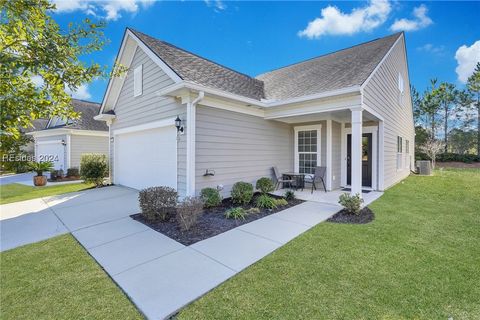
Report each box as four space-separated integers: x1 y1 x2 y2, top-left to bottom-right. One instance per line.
272 188 383 207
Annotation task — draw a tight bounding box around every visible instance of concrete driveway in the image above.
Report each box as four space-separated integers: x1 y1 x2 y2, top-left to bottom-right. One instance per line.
0 172 36 185
0 186 140 251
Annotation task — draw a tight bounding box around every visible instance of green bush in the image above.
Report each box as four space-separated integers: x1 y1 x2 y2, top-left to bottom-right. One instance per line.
231 182 254 205
50 169 64 181
275 198 288 207
200 187 222 208
28 161 54 176
66 167 80 177
338 193 364 215
255 177 275 194
284 190 296 201
176 197 203 231
225 207 247 220
80 154 108 187
139 186 178 221
416 152 479 163
256 194 277 209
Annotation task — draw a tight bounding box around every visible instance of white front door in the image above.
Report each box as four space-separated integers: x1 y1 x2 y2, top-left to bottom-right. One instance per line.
115 126 177 190
294 125 322 174
36 141 65 170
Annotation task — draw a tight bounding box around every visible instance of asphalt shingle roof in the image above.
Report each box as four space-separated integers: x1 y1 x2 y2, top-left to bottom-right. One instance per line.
130 29 265 100
128 29 402 102
47 99 107 131
256 33 402 100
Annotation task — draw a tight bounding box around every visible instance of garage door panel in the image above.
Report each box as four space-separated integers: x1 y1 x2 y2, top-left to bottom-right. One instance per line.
115 126 177 190
36 143 65 170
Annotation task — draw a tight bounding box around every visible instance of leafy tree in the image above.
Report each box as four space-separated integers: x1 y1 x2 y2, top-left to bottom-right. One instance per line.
448 128 476 154
467 62 480 156
435 82 458 153
415 126 429 149
420 139 444 169
421 79 441 139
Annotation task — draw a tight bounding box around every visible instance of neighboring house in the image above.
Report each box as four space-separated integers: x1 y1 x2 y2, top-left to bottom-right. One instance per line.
29 99 109 171
95 28 414 198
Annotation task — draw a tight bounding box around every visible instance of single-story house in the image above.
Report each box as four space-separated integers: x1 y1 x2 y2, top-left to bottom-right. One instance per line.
95 28 414 198
29 99 109 171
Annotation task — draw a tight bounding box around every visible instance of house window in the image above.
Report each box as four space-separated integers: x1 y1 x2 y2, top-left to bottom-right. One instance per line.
134 64 143 97
397 136 403 170
296 128 320 174
405 140 410 169
398 73 404 106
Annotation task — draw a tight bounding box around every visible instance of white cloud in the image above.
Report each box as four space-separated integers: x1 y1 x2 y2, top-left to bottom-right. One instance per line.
390 4 432 32
204 0 226 11
66 84 92 100
417 43 445 55
298 0 391 39
455 40 480 83
51 0 154 21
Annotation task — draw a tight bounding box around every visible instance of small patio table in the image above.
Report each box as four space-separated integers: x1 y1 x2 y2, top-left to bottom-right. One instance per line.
281 172 305 190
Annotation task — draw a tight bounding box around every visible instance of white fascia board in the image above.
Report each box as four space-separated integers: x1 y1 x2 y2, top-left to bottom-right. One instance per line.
113 118 176 135
36 140 64 145
360 33 403 90
265 86 361 108
29 129 109 138
69 130 109 137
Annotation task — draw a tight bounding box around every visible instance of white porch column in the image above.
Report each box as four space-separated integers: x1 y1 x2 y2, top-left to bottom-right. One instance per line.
326 119 332 191
350 107 363 196
378 120 385 191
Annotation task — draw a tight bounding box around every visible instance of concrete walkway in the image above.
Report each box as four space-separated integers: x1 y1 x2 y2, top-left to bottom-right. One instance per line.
0 186 342 319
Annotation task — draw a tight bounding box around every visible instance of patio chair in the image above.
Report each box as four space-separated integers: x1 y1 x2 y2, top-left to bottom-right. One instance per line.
272 167 294 190
304 166 327 193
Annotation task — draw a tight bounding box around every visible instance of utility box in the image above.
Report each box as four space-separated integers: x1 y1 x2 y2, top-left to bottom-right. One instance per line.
417 160 432 175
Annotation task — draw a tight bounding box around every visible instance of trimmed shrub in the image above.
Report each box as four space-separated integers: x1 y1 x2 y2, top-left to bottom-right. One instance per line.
255 177 275 194
80 154 108 187
50 169 64 181
176 197 203 231
225 207 247 220
284 190 296 201
275 198 288 207
66 167 80 177
338 193 364 215
200 187 222 208
139 186 178 221
256 194 277 209
231 182 254 205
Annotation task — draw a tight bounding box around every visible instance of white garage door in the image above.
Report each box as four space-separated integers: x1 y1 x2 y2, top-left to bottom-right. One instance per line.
115 126 177 190
36 142 65 170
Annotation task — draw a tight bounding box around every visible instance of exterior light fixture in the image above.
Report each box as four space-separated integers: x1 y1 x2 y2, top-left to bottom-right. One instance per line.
175 116 184 133
110 137 114 143
61 139 66 146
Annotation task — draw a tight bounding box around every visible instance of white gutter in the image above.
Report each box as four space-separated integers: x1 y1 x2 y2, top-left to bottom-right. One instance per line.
186 91 204 196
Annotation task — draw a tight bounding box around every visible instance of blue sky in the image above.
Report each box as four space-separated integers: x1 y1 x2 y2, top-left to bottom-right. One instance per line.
50 0 480 103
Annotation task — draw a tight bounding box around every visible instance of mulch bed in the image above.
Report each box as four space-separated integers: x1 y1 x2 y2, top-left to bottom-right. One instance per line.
131 193 304 246
48 176 81 182
327 207 375 224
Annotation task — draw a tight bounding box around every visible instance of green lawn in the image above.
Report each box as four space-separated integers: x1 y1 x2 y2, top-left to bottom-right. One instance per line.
179 169 480 320
0 183 93 205
0 234 143 319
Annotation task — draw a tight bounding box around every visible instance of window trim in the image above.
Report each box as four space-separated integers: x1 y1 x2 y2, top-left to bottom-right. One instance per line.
134 64 143 97
294 125 322 174
397 136 403 171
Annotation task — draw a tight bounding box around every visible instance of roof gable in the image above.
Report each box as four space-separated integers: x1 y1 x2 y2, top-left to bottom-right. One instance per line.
46 99 107 131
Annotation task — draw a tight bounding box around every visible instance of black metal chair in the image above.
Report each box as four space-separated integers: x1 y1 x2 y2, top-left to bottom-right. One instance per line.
304 166 327 193
272 166 294 190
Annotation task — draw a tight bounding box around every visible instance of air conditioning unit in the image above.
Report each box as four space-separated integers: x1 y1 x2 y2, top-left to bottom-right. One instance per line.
416 160 431 175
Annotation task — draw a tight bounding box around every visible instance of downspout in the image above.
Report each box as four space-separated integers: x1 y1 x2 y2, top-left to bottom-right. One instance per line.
186 91 204 196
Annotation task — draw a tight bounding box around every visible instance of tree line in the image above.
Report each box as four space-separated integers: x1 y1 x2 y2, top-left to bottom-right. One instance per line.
412 63 480 159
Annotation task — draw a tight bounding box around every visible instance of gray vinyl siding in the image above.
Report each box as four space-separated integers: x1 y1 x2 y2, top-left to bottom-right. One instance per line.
110 46 187 196
195 105 293 197
70 134 108 168
363 36 415 189
331 121 342 189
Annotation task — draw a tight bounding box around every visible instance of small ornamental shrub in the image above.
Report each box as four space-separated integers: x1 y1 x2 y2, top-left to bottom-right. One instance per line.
29 161 54 176
338 193 364 215
139 186 178 221
80 154 108 187
225 207 247 220
176 197 204 231
255 177 275 194
50 169 64 181
275 198 288 207
256 194 277 209
246 207 260 214
200 187 222 208
66 167 80 177
284 190 296 201
231 182 254 205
